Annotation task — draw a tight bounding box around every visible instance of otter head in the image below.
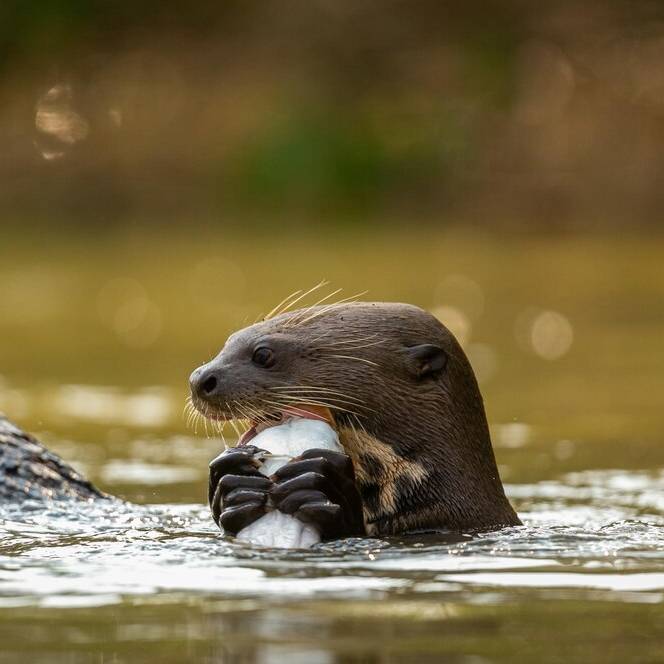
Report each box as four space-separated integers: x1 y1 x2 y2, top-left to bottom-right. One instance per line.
190 301 519 534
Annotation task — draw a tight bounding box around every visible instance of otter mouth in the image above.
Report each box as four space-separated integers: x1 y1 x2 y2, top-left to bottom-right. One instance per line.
192 398 336 446
237 405 334 446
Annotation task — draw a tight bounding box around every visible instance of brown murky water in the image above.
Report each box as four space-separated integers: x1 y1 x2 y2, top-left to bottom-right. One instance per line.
1 228 663 662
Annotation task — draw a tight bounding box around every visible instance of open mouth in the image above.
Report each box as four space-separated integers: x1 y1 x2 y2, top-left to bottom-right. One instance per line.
191 398 336 446
237 404 335 446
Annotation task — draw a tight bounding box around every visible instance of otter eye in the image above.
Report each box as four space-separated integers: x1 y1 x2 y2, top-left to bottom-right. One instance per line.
252 347 275 368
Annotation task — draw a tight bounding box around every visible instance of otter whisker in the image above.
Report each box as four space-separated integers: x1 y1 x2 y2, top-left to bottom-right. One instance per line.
188 402 202 430
293 287 344 315
186 404 197 432
280 398 360 415
309 333 383 346
201 404 210 438
268 390 374 413
183 398 196 429
190 405 200 434
200 408 210 432
258 398 359 419
216 419 227 449
227 418 243 441
281 402 365 418
350 411 369 436
268 399 368 415
187 407 197 431
347 417 361 449
265 280 330 322
282 287 344 328
230 401 254 432
268 385 364 401
317 340 386 351
199 409 211 435
260 288 303 322
185 396 198 422
233 400 269 426
259 395 362 418
224 401 245 442
288 291 368 328
324 354 379 367
231 400 252 421
238 398 277 425
210 401 231 448
234 413 251 435
269 385 366 403
197 412 207 436
247 402 277 424
269 384 357 393
255 397 299 414
270 385 365 398
194 402 205 436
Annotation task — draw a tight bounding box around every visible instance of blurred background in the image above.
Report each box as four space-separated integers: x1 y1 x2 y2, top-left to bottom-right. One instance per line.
2 0 664 495
5 0 664 228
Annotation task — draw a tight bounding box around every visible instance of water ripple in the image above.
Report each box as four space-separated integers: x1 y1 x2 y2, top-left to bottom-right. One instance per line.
1 468 663 608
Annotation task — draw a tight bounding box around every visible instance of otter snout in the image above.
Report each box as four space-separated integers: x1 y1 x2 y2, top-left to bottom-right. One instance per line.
189 363 223 400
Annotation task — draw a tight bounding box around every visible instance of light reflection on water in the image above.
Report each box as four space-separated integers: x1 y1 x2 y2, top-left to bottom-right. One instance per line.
0 383 179 430
1 468 664 611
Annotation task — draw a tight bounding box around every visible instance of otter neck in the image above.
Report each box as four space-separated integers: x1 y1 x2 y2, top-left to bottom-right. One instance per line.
337 405 519 535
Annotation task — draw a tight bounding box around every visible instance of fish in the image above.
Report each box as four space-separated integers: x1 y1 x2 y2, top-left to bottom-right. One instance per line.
235 417 344 548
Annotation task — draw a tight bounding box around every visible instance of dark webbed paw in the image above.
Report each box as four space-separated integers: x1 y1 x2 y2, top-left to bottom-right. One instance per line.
271 449 365 540
208 446 273 534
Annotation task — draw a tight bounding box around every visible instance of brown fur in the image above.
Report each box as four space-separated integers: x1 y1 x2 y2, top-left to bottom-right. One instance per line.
193 301 521 534
338 426 428 535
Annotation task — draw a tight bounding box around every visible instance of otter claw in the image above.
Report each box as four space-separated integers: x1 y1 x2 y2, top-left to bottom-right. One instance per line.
271 449 365 540
295 502 345 538
208 445 267 506
209 446 364 540
219 502 267 534
208 446 272 531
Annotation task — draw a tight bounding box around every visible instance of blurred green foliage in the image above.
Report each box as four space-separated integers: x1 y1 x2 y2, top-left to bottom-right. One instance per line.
226 110 449 215
3 1 664 228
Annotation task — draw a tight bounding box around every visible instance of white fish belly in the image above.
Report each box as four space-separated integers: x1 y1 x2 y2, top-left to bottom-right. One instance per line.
234 418 343 549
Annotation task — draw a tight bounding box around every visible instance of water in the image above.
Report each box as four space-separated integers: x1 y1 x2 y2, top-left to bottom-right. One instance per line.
3 471 664 603
1 471 664 662
0 229 663 661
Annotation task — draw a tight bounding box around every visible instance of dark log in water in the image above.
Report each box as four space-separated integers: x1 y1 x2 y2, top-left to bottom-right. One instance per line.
0 415 108 502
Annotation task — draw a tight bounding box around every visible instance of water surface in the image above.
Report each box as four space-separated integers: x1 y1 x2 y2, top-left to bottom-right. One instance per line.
0 230 663 662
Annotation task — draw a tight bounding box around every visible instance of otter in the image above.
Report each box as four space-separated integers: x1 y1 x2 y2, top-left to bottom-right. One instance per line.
191 302 521 538
1 301 520 542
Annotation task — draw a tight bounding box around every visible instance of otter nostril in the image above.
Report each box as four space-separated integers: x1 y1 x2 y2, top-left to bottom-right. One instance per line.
201 374 218 395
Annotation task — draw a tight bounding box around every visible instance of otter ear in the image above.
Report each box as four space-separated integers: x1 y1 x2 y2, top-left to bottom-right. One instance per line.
403 344 448 379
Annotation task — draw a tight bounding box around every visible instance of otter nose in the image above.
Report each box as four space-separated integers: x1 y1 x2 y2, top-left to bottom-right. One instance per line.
189 365 222 400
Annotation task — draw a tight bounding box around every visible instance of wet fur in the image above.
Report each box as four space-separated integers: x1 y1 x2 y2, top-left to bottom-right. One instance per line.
194 301 521 533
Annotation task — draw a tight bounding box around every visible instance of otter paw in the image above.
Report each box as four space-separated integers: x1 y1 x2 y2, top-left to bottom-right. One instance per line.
208 446 273 532
270 449 365 540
